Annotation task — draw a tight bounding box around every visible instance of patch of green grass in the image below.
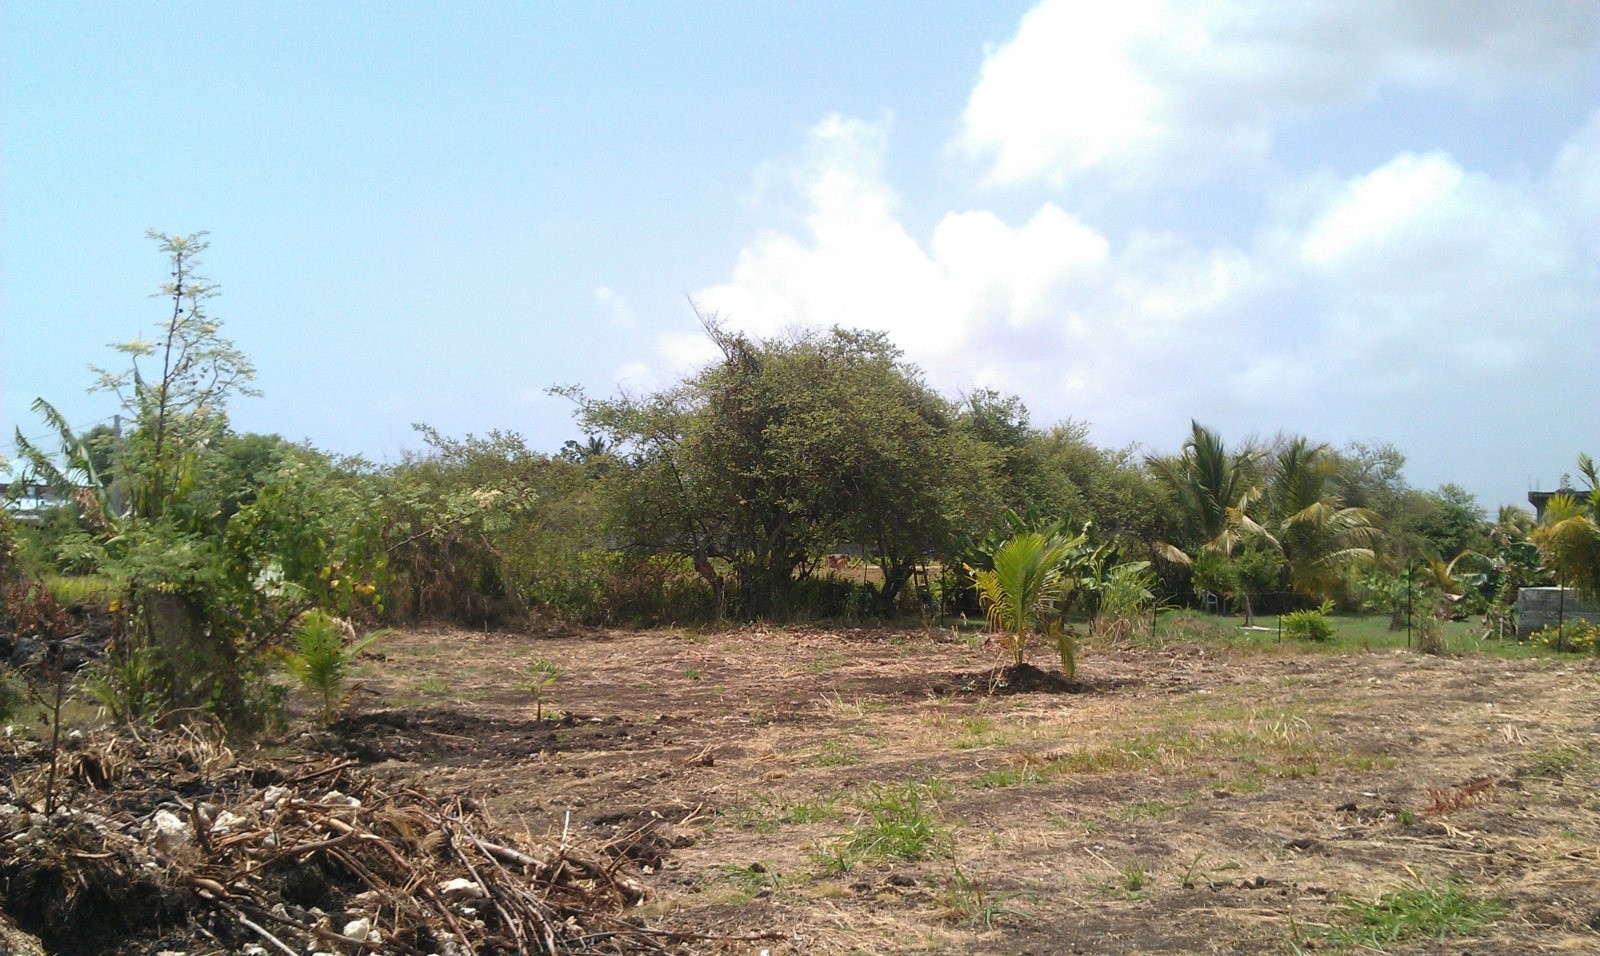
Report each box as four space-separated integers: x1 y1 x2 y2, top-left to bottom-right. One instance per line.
1319 880 1501 947
802 652 847 675
780 794 845 824
721 793 845 832
811 740 859 767
1524 745 1596 778
972 764 1046 789
709 863 786 901
682 667 705 681
1121 799 1183 820
413 677 449 695
42 574 116 606
815 781 950 873
1157 609 1552 659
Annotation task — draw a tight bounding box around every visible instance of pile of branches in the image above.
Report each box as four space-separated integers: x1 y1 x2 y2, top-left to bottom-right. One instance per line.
2 726 753 955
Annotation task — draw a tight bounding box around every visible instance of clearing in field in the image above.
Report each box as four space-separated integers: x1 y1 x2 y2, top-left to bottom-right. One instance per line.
323 616 1600 954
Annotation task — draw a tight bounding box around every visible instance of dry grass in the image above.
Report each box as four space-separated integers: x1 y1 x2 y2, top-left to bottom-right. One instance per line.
345 624 1600 954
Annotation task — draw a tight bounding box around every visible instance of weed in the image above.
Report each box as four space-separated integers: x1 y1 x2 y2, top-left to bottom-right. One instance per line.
1121 799 1181 820
711 863 785 901
812 740 859 767
815 781 950 873
1121 862 1148 892
682 667 705 681
1320 879 1501 946
1282 601 1336 642
41 574 115 607
414 677 449 695
935 862 1031 928
1178 852 1206 889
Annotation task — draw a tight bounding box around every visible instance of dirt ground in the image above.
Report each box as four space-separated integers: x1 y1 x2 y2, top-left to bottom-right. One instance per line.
319 621 1600 955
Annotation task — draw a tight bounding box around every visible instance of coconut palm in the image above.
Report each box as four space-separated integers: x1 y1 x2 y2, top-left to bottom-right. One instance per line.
969 530 1090 677
1266 437 1381 599
1146 421 1273 564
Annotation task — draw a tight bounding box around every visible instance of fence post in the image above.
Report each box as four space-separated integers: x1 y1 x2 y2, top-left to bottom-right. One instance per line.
1406 561 1414 650
1557 581 1566 652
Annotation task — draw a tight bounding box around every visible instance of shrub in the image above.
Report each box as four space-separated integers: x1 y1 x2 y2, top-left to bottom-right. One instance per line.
282 611 392 724
1530 620 1600 654
1282 600 1336 642
1093 560 1156 641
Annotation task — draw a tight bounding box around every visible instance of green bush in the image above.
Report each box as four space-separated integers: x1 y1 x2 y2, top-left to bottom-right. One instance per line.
1282 600 1336 642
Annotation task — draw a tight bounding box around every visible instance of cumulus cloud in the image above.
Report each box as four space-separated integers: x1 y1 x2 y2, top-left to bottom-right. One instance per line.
593 285 636 329
672 104 1598 502
959 0 1600 188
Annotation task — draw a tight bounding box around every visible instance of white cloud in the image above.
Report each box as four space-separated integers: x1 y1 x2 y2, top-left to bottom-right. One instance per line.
593 285 636 329
959 0 1600 188
674 105 1599 504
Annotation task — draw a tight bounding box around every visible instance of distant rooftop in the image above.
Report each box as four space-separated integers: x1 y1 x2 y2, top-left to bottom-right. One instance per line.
1529 487 1579 522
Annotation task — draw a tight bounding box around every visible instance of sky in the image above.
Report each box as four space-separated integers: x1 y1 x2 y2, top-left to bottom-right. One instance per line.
4 0 1597 510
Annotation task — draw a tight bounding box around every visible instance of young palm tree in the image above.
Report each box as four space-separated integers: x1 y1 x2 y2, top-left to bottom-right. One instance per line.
970 530 1088 677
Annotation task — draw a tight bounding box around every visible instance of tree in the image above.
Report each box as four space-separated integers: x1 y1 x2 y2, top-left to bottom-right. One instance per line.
91 232 258 520
1532 453 1600 601
563 315 993 617
1265 436 1381 600
17 233 382 729
1411 483 1490 560
1146 421 1273 563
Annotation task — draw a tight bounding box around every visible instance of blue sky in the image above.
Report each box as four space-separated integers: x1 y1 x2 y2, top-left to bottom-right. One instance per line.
4 1 1597 509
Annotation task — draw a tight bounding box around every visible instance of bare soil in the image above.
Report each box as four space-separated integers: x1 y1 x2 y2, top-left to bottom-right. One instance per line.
331 623 1600 954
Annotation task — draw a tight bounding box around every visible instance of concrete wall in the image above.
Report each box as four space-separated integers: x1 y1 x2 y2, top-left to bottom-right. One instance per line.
1516 587 1600 639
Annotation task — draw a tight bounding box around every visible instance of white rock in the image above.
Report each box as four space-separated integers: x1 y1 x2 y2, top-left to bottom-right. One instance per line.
438 877 485 899
322 790 361 808
210 810 246 834
261 785 291 810
242 946 268 956
149 809 193 854
342 918 371 940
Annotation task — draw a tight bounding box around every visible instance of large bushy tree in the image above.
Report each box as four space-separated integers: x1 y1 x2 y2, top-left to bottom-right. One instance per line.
562 317 994 616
